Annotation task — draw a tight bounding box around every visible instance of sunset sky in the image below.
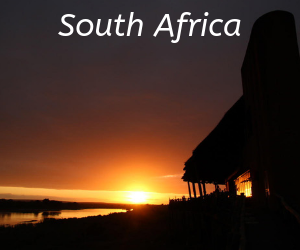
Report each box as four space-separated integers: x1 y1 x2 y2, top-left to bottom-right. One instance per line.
1 1 300 204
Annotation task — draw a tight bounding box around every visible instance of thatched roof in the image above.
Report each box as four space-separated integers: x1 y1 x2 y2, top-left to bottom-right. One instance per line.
183 96 245 184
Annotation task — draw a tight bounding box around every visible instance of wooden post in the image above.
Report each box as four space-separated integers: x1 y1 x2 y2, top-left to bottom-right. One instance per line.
192 182 197 198
202 181 207 196
198 182 203 197
187 181 192 199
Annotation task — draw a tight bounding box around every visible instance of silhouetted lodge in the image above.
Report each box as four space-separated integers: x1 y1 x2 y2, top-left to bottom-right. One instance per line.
182 11 300 212
182 96 246 198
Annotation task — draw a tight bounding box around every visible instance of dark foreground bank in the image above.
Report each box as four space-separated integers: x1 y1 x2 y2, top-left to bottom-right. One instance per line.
0 205 184 250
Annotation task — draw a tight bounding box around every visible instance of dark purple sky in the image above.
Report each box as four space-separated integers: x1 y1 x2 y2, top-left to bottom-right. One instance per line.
1 1 300 195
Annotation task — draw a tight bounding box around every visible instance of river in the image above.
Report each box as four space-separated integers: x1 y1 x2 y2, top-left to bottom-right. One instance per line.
0 208 126 226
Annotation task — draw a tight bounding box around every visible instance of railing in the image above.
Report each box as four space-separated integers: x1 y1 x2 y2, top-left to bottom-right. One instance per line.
169 190 229 208
168 192 245 250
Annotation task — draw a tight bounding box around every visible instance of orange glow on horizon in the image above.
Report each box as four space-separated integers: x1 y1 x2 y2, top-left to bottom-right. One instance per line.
0 186 190 205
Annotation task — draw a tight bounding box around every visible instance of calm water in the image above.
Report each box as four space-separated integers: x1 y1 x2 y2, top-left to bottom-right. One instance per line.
0 209 126 226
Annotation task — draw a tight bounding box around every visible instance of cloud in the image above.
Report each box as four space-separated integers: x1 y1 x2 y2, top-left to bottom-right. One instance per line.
156 174 182 179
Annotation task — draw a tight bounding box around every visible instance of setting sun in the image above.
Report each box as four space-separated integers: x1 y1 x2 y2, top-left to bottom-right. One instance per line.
128 191 147 204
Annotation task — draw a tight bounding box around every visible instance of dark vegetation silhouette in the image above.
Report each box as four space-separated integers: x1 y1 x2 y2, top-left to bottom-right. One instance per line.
0 199 135 212
0 199 79 211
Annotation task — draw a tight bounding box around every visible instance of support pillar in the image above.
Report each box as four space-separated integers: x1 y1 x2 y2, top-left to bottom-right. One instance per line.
187 181 192 199
215 183 220 193
192 182 197 198
198 182 203 197
202 181 207 196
